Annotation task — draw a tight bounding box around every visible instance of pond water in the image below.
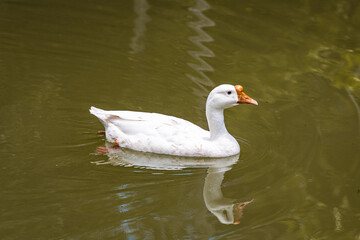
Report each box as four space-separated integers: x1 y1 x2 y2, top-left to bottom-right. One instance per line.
1 0 360 239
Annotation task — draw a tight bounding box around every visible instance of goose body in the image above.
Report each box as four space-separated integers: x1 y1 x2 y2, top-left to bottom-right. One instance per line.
90 84 257 157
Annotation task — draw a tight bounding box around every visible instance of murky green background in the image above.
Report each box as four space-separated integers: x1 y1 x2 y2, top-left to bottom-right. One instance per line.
1 0 360 239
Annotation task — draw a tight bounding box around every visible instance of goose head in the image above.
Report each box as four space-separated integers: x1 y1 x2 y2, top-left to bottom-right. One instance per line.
206 84 258 109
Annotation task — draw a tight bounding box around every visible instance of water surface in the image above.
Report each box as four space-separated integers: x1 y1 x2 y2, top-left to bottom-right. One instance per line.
1 0 360 239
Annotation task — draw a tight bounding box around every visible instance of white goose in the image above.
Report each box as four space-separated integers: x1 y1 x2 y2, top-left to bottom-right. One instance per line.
90 84 257 157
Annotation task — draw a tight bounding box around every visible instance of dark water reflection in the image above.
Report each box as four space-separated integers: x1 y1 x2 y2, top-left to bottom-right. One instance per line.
1 0 360 239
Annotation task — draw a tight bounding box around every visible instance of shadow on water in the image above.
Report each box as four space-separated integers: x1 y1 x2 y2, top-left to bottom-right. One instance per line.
92 145 253 225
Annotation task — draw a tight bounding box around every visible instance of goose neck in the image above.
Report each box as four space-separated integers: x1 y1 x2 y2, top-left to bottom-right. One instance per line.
206 105 229 140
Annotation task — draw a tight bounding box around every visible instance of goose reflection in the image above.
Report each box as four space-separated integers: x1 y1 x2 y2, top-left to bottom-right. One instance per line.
204 166 253 224
93 145 253 224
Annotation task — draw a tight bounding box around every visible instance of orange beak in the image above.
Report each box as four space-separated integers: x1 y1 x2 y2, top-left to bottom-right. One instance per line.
235 85 258 105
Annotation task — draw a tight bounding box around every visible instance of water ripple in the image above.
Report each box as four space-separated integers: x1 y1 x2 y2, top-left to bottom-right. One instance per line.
129 0 151 55
186 0 215 96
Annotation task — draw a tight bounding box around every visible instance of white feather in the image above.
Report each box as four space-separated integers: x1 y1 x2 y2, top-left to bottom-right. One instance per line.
90 84 255 157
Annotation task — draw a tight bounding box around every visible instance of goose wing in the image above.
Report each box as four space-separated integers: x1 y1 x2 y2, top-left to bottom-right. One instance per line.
90 107 209 154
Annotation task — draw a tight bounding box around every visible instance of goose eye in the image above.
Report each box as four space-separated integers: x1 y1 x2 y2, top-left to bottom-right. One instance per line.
227 91 232 95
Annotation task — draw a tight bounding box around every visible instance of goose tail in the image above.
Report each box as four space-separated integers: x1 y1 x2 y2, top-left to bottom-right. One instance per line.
89 106 108 127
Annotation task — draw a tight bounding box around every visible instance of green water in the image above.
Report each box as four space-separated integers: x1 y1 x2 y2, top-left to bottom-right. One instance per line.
1 0 360 239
